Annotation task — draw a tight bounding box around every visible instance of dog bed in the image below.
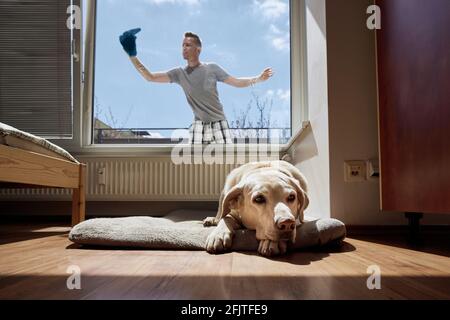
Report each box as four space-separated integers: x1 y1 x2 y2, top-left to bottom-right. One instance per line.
69 210 346 251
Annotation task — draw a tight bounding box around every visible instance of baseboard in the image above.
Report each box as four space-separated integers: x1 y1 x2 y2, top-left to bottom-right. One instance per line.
0 200 219 218
1 202 449 236
346 225 450 236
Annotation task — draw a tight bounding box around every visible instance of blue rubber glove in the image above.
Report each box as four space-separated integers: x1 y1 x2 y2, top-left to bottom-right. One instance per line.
119 28 141 57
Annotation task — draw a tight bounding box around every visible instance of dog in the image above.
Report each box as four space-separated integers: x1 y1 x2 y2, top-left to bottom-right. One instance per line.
204 160 309 257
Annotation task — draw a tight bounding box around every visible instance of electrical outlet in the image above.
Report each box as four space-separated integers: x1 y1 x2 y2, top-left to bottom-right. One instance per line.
344 161 366 182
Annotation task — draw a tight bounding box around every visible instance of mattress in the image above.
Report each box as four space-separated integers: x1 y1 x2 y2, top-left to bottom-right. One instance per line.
0 122 79 163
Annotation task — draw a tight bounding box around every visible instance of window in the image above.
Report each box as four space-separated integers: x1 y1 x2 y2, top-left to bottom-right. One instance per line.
90 0 295 145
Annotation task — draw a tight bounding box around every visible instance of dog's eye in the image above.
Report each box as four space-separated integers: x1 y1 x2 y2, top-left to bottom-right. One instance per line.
287 194 296 202
254 195 266 204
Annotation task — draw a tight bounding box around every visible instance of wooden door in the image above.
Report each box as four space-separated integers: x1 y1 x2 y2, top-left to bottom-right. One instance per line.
376 0 450 214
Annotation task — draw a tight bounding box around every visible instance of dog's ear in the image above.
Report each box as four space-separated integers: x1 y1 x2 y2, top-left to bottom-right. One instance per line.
288 177 309 222
218 184 243 220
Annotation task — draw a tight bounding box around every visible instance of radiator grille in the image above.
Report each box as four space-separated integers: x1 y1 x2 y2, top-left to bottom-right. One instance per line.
0 158 239 201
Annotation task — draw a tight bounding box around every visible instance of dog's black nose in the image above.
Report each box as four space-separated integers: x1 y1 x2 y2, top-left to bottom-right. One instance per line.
276 217 296 231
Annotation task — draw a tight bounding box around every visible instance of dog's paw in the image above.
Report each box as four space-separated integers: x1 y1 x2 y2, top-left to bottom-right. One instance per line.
258 240 288 257
203 217 218 227
205 229 233 254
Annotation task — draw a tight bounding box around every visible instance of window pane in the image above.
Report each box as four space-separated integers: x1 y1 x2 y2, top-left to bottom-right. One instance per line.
93 0 291 144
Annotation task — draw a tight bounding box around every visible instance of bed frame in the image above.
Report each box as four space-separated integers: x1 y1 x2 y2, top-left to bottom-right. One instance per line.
0 144 86 226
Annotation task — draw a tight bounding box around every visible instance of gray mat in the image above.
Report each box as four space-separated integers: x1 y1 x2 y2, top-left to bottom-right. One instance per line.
69 210 346 251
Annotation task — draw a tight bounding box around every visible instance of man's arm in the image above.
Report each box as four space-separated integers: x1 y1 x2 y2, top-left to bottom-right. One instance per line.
119 28 169 83
223 67 273 88
129 56 171 83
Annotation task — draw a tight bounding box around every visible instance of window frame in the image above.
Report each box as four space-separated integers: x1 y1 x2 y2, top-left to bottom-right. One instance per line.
60 0 308 156
47 0 83 150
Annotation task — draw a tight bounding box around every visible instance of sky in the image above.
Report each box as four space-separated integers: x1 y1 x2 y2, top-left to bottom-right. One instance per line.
91 0 291 137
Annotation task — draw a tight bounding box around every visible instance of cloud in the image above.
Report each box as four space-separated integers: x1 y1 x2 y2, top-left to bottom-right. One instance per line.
271 35 289 51
253 0 288 20
267 23 289 52
207 44 237 65
269 24 282 34
264 89 290 104
277 89 290 102
145 0 201 6
143 0 202 15
106 0 202 14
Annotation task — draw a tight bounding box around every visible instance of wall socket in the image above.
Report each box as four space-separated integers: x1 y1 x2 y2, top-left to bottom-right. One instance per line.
344 160 366 182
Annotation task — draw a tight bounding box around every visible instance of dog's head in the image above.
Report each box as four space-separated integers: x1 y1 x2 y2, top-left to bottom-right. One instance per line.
219 168 309 242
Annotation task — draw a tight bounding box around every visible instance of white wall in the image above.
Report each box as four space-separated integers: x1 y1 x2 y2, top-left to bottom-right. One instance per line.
326 0 387 225
292 0 330 220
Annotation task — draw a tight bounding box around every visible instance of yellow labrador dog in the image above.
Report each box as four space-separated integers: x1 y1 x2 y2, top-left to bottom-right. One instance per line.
204 160 309 257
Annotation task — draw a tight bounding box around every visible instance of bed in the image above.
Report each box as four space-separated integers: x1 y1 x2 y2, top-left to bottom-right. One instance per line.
0 122 86 226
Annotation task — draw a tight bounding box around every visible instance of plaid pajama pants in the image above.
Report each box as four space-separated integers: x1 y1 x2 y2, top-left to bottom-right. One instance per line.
189 120 233 144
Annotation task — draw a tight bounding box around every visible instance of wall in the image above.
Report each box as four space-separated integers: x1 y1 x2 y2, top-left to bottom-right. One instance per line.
292 0 331 221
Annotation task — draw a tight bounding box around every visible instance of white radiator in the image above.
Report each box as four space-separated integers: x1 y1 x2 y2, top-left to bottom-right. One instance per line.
0 158 240 201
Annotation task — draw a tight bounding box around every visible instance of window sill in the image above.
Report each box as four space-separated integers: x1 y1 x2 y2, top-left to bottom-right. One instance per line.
68 121 310 159
72 143 285 158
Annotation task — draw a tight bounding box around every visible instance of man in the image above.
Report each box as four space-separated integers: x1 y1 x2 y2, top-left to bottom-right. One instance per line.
119 28 273 144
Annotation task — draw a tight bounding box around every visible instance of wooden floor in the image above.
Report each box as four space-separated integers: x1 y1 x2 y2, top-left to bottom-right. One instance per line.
0 222 449 300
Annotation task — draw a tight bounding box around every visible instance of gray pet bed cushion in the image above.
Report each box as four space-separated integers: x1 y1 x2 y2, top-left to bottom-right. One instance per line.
69 210 346 251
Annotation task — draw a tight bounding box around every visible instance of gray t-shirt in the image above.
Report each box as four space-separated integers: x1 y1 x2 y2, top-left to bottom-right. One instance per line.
167 63 230 122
